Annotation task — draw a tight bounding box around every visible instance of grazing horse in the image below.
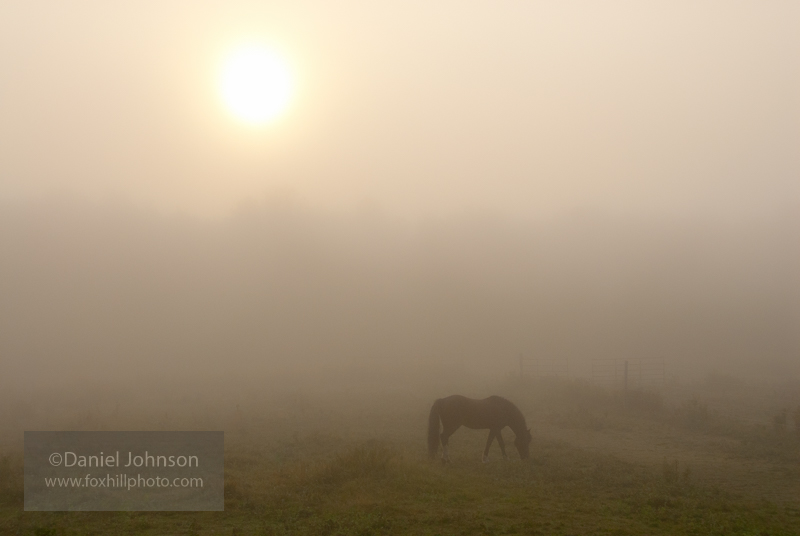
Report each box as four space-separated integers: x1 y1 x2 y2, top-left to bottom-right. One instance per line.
428 395 532 462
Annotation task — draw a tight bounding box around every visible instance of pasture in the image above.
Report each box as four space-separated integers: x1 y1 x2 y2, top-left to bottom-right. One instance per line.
1 375 799 535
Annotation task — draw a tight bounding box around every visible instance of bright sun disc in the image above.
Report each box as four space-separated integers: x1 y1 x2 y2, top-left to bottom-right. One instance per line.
220 46 292 125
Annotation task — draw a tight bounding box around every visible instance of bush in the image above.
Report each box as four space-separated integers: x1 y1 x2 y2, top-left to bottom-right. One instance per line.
674 399 710 431
321 441 396 485
279 441 399 492
624 389 664 416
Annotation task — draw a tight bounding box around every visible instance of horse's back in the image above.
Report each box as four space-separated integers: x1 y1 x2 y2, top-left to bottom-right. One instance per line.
485 395 517 410
437 395 517 430
439 395 512 409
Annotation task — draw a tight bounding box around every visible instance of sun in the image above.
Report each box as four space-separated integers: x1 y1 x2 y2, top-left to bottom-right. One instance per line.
220 45 292 125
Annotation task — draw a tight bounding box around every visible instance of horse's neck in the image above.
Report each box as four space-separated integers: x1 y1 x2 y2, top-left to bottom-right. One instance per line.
507 410 527 436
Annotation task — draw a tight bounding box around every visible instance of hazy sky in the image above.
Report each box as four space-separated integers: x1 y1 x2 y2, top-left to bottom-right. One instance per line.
1 1 797 218
0 2 798 398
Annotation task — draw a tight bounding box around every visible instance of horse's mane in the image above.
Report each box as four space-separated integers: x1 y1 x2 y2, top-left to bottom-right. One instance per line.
488 396 527 427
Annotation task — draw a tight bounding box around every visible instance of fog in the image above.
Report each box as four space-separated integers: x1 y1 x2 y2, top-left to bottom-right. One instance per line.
0 2 798 403
1 197 797 403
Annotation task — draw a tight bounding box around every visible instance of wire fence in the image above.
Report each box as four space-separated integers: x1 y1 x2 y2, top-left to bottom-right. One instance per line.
512 354 799 430
591 357 666 390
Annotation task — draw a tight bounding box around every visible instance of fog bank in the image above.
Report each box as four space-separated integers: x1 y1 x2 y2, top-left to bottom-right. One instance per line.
2 198 797 399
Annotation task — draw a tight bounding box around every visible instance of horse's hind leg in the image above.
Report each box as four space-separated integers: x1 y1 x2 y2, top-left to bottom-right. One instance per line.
496 430 509 460
482 430 497 463
440 424 459 463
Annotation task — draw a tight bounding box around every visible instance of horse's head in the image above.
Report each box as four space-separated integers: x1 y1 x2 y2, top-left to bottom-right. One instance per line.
515 428 533 460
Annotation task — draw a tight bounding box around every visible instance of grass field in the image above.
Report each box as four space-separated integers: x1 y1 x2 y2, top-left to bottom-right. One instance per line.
2 376 800 535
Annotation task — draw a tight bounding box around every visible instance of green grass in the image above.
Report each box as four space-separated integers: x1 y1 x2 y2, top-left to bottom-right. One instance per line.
2 380 800 535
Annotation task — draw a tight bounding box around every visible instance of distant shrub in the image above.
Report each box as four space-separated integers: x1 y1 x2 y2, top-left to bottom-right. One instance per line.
674 399 710 431
773 409 788 434
549 407 606 431
624 389 664 416
321 441 396 484
280 440 399 493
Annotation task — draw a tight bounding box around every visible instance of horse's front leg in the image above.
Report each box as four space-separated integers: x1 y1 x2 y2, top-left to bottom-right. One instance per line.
482 429 497 463
496 429 509 460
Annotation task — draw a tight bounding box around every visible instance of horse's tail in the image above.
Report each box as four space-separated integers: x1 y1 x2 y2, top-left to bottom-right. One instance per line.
427 399 442 459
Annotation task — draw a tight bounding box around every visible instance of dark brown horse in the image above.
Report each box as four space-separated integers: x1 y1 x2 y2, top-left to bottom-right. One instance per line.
428 395 532 462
